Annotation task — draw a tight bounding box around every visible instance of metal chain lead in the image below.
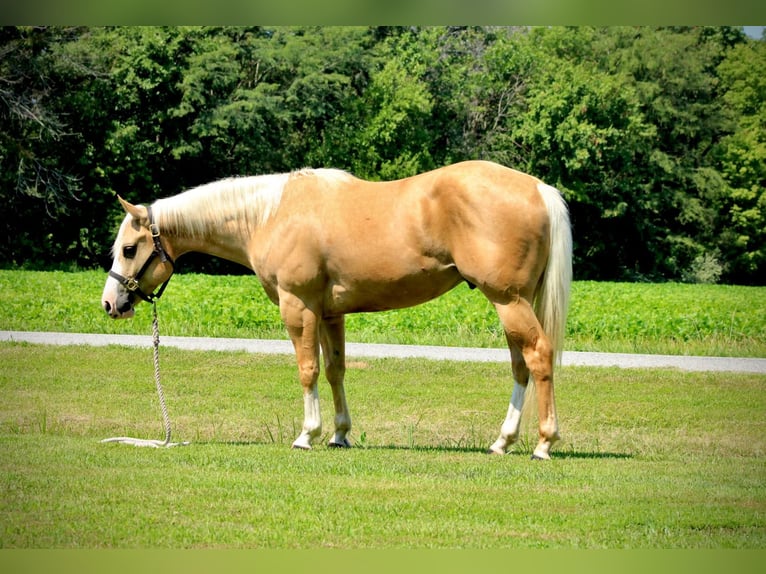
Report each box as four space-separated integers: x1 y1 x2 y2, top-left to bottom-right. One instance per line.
101 301 188 448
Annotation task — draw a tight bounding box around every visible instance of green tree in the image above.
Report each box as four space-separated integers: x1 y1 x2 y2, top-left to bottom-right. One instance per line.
1 26 763 284
713 38 766 283
256 26 377 171
610 27 753 282
421 26 534 166
166 27 290 176
505 28 660 280
507 27 753 282
0 27 88 266
347 27 435 180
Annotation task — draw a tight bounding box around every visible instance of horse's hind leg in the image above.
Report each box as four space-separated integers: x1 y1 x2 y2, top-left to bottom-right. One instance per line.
488 347 529 455
320 315 352 447
491 300 559 459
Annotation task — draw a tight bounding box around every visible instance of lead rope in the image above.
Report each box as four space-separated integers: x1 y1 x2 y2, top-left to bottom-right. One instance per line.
151 299 173 446
101 301 189 448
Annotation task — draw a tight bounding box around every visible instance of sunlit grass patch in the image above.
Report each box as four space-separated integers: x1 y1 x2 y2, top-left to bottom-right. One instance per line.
1 342 764 548
1 270 764 357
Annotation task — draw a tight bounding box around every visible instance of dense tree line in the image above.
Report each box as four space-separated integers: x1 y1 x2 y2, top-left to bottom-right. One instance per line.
1 26 764 284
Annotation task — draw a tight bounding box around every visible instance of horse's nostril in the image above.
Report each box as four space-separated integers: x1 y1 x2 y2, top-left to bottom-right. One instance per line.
103 301 112 313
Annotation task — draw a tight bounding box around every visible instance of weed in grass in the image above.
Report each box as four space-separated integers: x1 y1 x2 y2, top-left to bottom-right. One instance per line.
34 408 48 435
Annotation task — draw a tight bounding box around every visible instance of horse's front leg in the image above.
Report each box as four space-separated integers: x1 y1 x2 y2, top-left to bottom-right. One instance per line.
320 315 351 447
280 293 322 450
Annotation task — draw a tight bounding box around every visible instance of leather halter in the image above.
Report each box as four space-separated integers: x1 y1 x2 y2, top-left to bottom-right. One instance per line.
108 205 175 303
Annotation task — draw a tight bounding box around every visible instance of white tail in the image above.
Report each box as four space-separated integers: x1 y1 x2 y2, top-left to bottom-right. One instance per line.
534 182 573 366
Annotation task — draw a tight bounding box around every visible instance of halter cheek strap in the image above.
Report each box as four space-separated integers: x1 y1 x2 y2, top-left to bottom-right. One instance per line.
109 205 175 303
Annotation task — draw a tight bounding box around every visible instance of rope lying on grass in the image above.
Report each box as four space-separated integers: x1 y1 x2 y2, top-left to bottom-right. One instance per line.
101 301 189 448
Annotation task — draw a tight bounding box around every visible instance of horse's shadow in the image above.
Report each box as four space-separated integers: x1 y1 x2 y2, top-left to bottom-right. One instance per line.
214 440 632 459
358 444 632 459
538 450 632 460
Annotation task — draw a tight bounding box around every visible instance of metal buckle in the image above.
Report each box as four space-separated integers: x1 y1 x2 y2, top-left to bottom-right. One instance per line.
125 277 140 291
150 223 161 238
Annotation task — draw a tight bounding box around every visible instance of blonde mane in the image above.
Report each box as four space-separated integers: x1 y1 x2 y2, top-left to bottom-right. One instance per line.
151 173 286 238
151 169 353 239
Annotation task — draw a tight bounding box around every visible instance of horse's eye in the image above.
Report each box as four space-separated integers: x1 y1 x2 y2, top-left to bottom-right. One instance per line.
123 245 137 259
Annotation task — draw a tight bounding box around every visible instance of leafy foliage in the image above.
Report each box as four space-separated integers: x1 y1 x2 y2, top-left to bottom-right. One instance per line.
1 26 763 284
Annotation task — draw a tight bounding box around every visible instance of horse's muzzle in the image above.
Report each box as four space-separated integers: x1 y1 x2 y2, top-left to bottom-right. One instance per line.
102 296 135 319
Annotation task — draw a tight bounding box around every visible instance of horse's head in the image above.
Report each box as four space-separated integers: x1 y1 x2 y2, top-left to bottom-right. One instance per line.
102 196 175 319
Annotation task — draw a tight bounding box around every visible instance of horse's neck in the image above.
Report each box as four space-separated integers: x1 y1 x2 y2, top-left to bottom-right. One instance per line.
157 198 254 270
155 173 290 271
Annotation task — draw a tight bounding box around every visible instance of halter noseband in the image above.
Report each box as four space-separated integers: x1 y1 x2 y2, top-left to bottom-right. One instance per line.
109 205 175 303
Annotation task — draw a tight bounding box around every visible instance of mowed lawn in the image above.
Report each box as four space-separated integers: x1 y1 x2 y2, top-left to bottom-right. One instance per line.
1 270 764 548
1 270 765 357
1 343 764 548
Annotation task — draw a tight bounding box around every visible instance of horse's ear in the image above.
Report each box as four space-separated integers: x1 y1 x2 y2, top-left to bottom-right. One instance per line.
117 195 148 223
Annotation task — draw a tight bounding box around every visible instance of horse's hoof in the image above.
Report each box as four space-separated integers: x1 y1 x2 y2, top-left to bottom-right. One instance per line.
291 443 311 451
328 439 351 448
486 448 505 455
530 454 548 461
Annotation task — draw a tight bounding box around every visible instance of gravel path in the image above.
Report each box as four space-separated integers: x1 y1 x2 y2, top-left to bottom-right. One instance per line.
2 330 764 374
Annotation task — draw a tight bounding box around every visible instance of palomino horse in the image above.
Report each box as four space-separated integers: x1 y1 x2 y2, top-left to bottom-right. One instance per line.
102 160 572 459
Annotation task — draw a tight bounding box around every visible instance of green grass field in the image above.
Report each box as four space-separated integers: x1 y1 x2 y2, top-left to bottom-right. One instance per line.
1 343 764 548
1 270 764 548
1 270 765 356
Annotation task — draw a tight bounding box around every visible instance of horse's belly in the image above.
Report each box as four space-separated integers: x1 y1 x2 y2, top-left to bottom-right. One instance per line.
325 267 462 315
